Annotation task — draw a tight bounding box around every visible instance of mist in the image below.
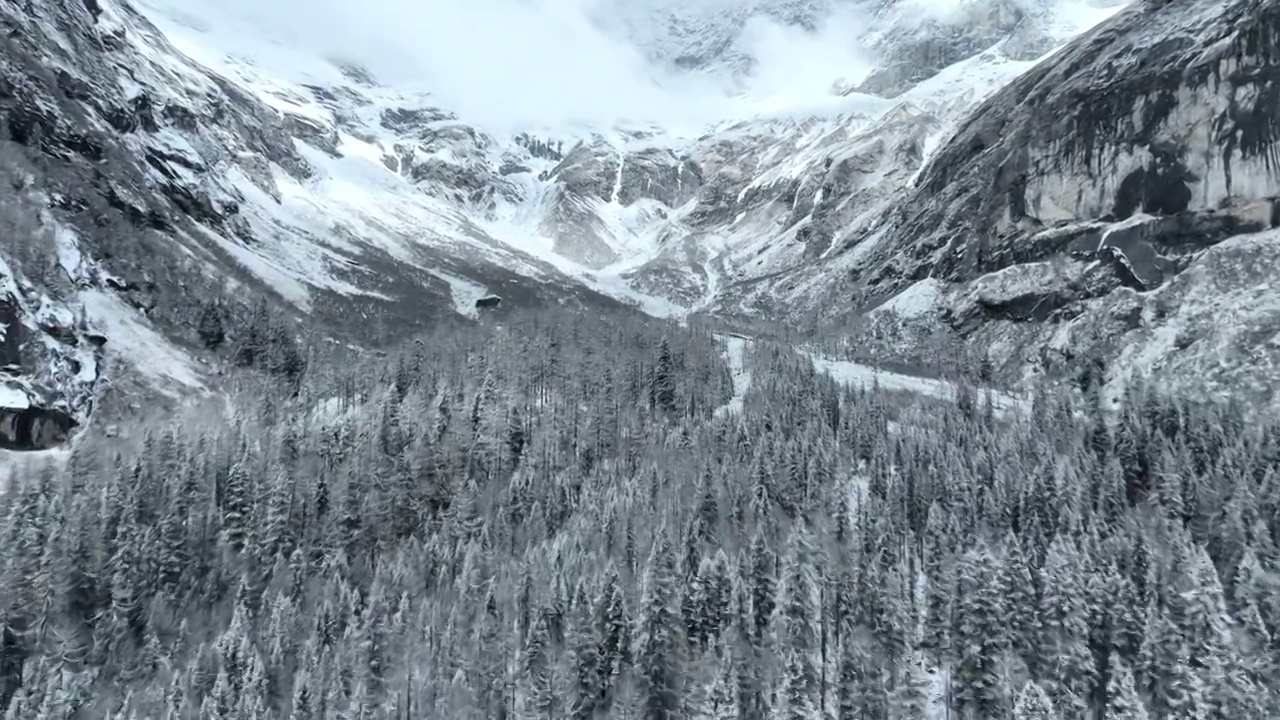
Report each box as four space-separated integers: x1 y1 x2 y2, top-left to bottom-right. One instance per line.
141 0 881 130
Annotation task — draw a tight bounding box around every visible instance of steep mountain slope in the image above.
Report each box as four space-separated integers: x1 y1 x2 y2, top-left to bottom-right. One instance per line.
0 0 637 445
787 0 1280 409
7 0 1272 449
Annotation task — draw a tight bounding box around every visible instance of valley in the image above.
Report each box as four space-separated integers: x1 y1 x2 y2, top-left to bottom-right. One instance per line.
2 1 1280 717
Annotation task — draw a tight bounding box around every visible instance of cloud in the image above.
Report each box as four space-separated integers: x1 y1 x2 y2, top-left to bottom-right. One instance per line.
731 5 877 111
145 0 881 130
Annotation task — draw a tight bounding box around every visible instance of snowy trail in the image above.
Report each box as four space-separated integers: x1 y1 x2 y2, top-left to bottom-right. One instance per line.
714 334 752 416
711 334 1027 418
806 354 1029 418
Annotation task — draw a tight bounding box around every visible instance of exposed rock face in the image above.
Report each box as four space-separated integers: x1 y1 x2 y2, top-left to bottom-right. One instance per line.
0 296 19 371
616 148 704 207
0 0 632 441
0 406 77 451
4 0 1276 431
544 140 703 208
859 0 1048 96
0 256 103 450
815 0 1280 405
378 112 519 209
899 0 1280 288
535 138 706 269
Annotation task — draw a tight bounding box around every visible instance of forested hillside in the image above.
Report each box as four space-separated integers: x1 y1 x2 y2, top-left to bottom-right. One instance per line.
1 309 1278 720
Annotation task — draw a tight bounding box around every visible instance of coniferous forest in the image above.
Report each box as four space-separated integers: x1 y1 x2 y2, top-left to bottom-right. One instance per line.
1 308 1279 720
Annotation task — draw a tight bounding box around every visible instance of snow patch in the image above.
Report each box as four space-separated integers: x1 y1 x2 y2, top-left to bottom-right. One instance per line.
0 446 71 493
1097 211 1156 251
870 278 942 318
428 270 489 319
0 384 31 410
807 353 1028 418
79 290 204 395
714 334 752 416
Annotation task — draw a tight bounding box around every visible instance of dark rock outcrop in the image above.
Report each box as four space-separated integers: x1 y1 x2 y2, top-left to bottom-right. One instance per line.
889 0 1280 290
0 405 77 451
0 296 19 370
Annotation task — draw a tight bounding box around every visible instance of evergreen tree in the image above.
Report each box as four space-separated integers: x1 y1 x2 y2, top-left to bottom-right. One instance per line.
523 612 559 720
1036 535 1094 720
953 540 1011 720
570 584 603 720
636 539 682 720
1105 659 1150 720
775 524 820 720
0 307 1276 720
1013 681 1059 720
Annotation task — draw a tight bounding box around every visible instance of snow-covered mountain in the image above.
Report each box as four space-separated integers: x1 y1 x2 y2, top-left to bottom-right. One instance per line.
4 0 1279 448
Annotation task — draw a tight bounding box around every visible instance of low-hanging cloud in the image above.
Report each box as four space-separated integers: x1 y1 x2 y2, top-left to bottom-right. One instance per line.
731 5 877 113
147 0 881 130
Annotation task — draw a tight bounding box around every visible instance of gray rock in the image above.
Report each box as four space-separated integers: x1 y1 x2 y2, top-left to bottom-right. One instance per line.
282 111 341 156
546 142 620 201
614 148 704 208
823 0 1280 403
0 405 77 451
857 0 1061 97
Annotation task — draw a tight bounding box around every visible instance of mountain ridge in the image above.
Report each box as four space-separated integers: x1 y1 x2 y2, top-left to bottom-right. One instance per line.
6 0 1280 449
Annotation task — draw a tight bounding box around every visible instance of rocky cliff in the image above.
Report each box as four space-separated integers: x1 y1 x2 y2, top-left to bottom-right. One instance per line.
806 0 1280 407
0 0 631 446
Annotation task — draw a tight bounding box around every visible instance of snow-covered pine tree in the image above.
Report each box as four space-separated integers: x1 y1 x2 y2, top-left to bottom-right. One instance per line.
775 523 820 720
952 539 1011 720
1104 659 1150 720
636 537 682 720
569 582 603 720
1013 680 1060 720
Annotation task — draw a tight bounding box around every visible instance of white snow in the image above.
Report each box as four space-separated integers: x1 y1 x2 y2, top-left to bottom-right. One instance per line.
928 666 952 720
428 270 489 319
79 290 205 396
714 335 752 416
52 224 86 283
870 277 943 318
1045 0 1130 41
807 353 1029 418
1097 211 1156 251
116 0 1135 326
711 335 1028 418
610 149 626 205
0 447 71 494
0 384 31 410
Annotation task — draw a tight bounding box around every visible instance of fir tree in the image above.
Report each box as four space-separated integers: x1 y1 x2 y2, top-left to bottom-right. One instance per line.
1013 681 1059 720
1105 659 1150 720
636 539 682 720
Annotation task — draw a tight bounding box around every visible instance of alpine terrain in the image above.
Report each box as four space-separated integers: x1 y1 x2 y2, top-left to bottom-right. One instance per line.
2 0 1280 718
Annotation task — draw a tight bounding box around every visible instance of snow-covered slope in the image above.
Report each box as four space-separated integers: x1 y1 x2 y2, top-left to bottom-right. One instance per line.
122 0 1135 315
12 0 1277 447
124 0 1132 324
